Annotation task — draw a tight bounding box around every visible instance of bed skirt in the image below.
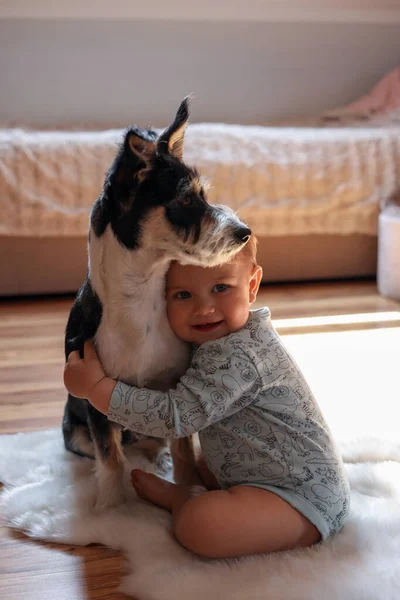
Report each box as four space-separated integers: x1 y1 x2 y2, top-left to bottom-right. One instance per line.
0 234 377 296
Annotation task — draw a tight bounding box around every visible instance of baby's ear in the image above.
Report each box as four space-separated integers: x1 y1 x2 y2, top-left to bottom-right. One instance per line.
249 266 263 303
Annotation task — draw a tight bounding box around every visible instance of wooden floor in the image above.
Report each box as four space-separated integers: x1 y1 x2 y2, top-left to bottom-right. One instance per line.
1 280 399 599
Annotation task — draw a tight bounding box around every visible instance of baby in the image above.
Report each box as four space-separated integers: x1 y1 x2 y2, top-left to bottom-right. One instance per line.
64 236 350 559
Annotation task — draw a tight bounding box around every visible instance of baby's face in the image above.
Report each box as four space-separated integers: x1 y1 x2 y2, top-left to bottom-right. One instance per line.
166 258 261 345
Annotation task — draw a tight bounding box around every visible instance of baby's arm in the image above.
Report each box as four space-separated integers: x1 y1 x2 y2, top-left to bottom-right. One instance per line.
64 340 261 439
64 341 116 414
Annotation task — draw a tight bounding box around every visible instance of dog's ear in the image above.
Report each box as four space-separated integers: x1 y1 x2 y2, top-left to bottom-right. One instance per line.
157 96 191 161
93 127 156 233
125 128 157 183
125 128 156 165
109 127 156 189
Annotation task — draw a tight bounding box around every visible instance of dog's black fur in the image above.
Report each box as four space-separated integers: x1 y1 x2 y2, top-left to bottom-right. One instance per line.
63 275 139 460
62 98 251 509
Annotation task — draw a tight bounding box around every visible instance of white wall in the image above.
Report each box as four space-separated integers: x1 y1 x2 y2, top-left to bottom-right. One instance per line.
1 3 400 126
2 1 400 23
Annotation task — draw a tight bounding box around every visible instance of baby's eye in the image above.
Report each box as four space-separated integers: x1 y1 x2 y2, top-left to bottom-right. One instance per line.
175 291 191 300
212 284 229 293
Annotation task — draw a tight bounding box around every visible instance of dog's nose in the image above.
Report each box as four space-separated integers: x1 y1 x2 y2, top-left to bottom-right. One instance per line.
234 226 252 243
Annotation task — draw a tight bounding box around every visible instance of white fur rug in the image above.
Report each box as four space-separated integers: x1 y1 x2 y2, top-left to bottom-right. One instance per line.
1 429 400 600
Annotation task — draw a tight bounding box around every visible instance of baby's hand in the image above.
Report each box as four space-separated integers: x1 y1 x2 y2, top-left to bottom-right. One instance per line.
64 341 106 400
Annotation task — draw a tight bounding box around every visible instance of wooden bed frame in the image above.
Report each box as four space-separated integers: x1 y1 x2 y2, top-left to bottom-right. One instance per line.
0 234 377 296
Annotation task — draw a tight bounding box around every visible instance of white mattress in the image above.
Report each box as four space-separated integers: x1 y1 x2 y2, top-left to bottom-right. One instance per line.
2 110 400 238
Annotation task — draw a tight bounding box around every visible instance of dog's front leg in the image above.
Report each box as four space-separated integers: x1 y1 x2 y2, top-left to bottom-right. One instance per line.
171 435 204 486
87 403 126 511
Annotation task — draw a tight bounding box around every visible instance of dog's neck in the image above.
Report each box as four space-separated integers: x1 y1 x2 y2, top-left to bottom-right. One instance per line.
89 226 169 313
88 225 190 388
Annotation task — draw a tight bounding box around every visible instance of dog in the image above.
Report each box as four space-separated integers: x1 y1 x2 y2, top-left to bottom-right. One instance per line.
62 97 252 511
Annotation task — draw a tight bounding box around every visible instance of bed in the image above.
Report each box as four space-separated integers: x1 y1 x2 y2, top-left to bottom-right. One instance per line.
1 108 400 295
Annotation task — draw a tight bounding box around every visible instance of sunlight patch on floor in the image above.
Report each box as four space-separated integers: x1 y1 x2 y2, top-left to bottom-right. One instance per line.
280 325 400 441
274 311 400 329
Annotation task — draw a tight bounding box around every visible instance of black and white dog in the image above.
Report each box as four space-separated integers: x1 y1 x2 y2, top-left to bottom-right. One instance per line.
63 98 251 511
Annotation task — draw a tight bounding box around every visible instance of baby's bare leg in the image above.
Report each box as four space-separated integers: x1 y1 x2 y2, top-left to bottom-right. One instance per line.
131 470 321 558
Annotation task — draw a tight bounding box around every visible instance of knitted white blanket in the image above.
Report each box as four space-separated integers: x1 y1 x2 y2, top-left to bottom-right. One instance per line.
2 109 400 238
1 429 400 600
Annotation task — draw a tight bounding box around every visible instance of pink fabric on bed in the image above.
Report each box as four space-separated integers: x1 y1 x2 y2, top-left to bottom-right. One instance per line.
346 67 400 113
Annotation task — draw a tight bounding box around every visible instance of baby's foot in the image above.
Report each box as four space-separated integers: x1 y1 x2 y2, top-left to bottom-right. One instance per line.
131 470 178 509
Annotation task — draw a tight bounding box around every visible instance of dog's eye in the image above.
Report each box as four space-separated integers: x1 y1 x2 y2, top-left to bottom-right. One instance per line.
180 197 191 206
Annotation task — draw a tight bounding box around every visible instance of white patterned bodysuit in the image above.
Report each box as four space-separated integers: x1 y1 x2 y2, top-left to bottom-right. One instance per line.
108 307 350 539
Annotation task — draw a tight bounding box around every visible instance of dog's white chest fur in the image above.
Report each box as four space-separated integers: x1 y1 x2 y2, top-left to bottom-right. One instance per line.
95 304 189 390
89 227 190 391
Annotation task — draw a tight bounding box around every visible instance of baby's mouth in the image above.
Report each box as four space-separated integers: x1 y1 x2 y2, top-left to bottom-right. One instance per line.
192 320 224 332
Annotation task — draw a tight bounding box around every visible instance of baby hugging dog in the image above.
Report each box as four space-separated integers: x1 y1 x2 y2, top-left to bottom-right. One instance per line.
62 97 252 511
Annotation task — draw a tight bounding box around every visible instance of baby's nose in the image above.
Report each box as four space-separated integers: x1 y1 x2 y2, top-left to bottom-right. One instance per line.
194 300 215 315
